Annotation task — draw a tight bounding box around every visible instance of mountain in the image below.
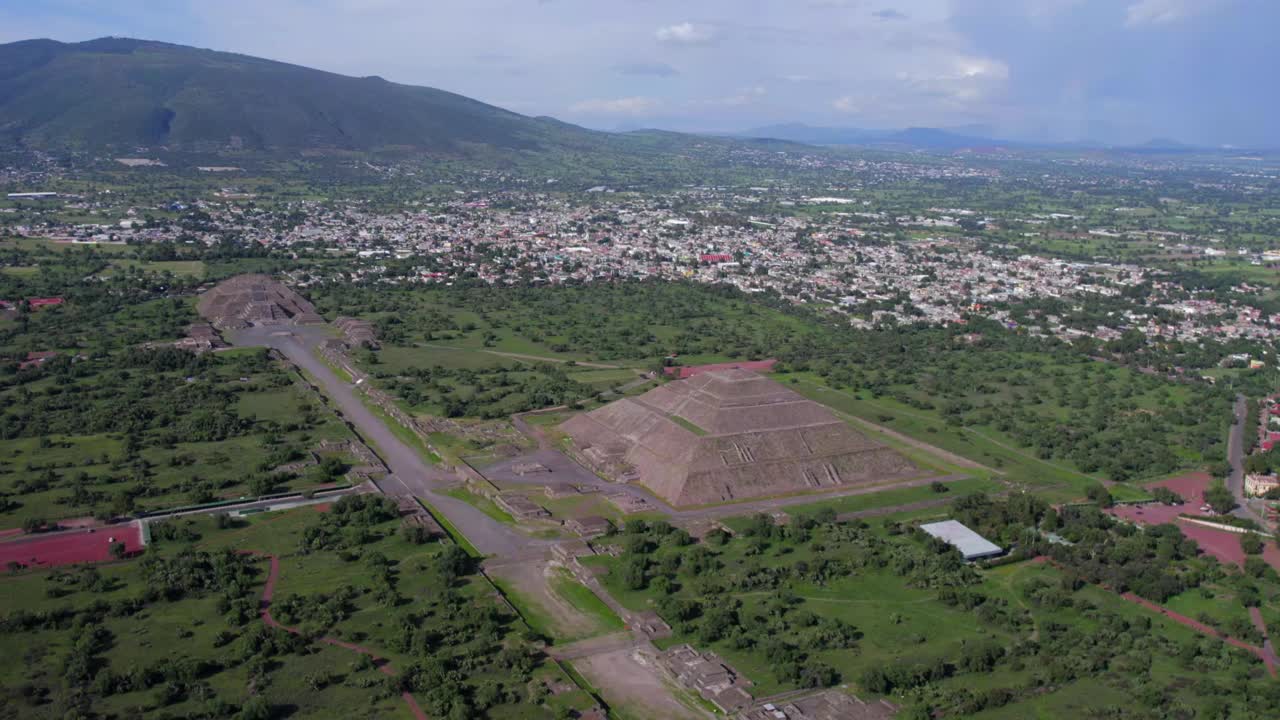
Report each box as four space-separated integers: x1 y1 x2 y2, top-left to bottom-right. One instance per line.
736 122 1012 149
0 37 610 152
739 123 891 145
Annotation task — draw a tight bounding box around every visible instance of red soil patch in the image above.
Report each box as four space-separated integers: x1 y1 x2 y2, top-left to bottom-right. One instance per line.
665 358 777 379
0 523 143 569
1146 471 1214 505
1104 472 1280 571
311 503 332 513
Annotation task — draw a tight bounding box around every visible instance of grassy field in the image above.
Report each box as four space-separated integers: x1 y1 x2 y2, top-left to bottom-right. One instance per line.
549 568 625 633
101 259 207 278
784 475 1003 517
784 375 1118 502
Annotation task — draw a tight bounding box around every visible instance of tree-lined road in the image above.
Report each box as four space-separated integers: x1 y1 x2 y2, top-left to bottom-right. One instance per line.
1227 394 1267 527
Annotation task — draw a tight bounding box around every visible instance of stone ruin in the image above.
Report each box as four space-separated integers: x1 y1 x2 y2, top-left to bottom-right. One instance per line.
561 369 921 507
197 274 324 330
334 316 379 349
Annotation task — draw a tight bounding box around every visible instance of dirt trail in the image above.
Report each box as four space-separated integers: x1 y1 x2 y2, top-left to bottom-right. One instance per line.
252 553 428 720
1032 556 1276 677
1121 592 1276 676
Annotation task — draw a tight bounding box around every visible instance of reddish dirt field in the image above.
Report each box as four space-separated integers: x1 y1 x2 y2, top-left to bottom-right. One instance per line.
0 523 143 569
1107 472 1215 525
1107 471 1280 571
665 358 777 379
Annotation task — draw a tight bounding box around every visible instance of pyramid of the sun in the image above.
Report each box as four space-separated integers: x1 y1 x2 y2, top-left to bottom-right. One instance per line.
561 369 921 506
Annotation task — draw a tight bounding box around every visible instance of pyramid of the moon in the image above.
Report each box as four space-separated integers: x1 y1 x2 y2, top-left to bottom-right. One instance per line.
561 369 921 506
197 274 325 330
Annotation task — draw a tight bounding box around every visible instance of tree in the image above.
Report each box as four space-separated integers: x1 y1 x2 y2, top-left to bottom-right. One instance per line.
239 696 273 720
623 557 648 590
1241 533 1264 555
108 541 127 560
1203 484 1235 515
1086 484 1114 509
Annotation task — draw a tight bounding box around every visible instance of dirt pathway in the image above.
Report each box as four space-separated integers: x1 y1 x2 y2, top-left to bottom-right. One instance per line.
1120 592 1276 676
1025 556 1275 676
251 553 428 720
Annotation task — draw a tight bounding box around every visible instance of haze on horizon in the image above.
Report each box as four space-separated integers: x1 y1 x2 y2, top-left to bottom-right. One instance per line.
3 0 1276 148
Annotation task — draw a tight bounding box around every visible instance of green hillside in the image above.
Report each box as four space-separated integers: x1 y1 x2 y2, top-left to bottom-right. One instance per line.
0 37 610 152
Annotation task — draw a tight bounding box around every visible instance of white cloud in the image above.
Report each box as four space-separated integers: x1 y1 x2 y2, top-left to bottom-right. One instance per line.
569 96 663 115
1125 0 1224 27
655 22 715 46
832 95 864 113
713 85 767 107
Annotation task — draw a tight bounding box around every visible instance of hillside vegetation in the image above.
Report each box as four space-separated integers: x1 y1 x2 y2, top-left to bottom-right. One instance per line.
0 37 605 153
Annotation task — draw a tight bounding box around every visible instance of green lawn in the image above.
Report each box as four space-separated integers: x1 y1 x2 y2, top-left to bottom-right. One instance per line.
549 568 625 634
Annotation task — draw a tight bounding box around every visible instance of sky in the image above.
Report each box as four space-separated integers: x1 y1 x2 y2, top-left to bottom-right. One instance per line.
2 0 1277 146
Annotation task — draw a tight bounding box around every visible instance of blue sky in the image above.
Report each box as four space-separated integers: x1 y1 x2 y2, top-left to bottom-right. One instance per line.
2 0 1276 146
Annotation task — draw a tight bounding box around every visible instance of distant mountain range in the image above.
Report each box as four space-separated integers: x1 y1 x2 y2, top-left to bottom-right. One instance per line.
0 37 641 154
732 123 1208 153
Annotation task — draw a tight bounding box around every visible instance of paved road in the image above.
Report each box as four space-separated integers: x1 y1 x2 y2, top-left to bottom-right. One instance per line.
1227 394 1268 527
232 326 541 557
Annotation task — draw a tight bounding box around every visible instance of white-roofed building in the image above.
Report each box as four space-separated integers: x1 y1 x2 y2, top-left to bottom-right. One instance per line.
920 520 1003 561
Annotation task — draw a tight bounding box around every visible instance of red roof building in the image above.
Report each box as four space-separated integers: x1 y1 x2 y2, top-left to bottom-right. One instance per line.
28 297 65 308
699 253 732 263
19 351 57 370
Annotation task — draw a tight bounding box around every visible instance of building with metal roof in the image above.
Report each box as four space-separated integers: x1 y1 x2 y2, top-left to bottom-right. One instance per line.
920 520 1003 561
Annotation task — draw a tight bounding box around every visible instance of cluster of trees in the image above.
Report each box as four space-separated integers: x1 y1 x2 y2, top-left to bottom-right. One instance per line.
606 512 981 692
0 345 343 520
299 494 400 553
379 362 593 418
953 493 1202 603
313 281 807 364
